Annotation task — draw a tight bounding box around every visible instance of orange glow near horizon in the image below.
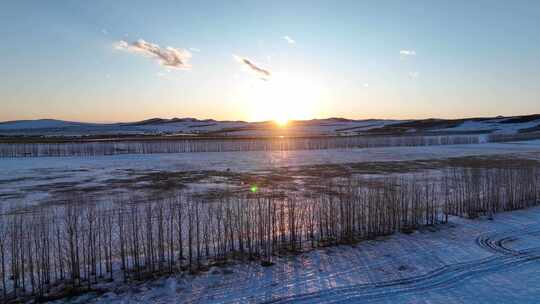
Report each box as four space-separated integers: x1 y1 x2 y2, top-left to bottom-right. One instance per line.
275 117 289 126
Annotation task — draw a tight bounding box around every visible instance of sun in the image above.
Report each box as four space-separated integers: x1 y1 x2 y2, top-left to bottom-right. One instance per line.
275 117 289 127
240 72 323 124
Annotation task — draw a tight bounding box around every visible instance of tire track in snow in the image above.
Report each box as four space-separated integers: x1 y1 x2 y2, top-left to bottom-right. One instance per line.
255 225 540 303
475 226 540 255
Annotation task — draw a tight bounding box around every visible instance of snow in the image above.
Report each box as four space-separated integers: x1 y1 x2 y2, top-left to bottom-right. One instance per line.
2 116 539 137
2 134 540 302
55 206 540 303
0 119 92 130
2 140 540 209
3 141 540 173
0 118 398 136
2 116 540 137
0 119 416 137
509 139 540 146
436 118 540 135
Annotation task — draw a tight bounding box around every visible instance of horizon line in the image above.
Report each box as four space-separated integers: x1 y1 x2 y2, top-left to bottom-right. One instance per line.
1 113 538 125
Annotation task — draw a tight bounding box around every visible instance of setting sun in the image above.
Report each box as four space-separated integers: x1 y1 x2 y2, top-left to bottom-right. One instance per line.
240 72 324 123
275 117 289 126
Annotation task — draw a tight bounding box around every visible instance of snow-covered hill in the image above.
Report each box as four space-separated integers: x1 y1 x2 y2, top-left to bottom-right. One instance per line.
0 118 397 136
0 115 539 137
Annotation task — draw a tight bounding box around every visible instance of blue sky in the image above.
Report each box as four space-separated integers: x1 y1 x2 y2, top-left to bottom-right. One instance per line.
1 0 539 122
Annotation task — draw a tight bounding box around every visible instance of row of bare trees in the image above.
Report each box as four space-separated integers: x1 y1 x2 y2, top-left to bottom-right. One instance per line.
445 167 540 218
488 132 540 143
0 135 480 157
0 167 539 301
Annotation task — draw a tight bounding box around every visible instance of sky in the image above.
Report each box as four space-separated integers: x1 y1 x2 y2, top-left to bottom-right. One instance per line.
1 0 539 123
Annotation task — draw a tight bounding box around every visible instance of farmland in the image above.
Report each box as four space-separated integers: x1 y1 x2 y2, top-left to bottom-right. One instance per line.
5 1 540 302
1 116 540 303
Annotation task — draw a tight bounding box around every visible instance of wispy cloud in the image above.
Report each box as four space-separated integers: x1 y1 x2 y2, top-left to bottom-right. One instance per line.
283 35 296 44
189 47 201 52
114 39 192 70
233 55 271 80
408 71 419 79
400 49 416 56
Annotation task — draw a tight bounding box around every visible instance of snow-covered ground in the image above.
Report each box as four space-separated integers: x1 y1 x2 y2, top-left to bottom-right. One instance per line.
1 115 539 136
435 118 540 135
0 118 398 136
6 141 540 174
2 135 540 302
2 141 540 207
54 205 540 304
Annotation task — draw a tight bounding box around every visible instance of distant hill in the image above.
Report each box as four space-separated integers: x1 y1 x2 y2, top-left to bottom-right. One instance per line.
1 115 539 137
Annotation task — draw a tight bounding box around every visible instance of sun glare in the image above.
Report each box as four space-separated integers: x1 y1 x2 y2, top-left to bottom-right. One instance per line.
275 117 289 126
240 72 323 124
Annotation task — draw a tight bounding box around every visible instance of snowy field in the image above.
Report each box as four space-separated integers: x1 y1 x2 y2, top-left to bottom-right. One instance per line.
2 139 540 303
54 205 540 304
2 140 540 208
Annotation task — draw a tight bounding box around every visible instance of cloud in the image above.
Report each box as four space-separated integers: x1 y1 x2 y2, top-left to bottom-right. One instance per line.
233 55 271 80
189 47 201 52
400 49 416 56
408 71 419 79
283 36 296 44
114 39 192 70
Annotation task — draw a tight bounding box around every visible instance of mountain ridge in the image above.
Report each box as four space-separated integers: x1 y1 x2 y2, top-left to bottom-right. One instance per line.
0 114 539 137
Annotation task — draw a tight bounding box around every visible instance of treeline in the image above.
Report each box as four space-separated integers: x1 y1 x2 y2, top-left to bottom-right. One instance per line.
445 167 540 218
488 132 540 143
0 167 539 301
0 135 480 157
